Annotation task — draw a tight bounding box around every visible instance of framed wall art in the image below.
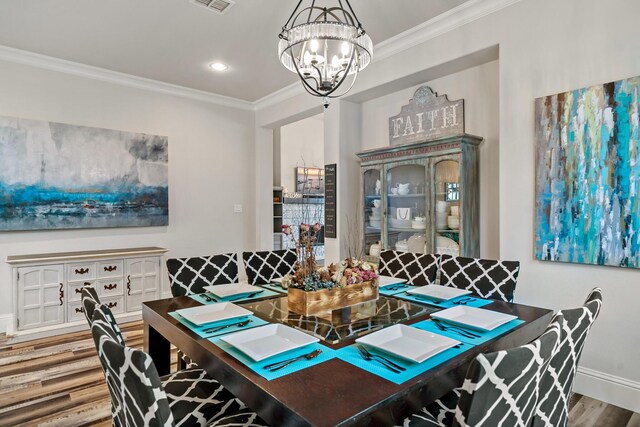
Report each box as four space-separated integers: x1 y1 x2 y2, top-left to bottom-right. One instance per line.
0 116 169 231
535 76 640 268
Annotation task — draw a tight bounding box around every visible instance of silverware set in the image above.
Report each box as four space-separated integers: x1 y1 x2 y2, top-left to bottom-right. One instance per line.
263 349 322 372
356 344 406 373
202 319 253 334
431 319 481 339
381 284 408 291
225 290 264 301
452 297 475 305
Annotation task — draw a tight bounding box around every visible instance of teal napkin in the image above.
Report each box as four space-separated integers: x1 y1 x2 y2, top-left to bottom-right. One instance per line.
210 339 336 381
168 312 268 338
412 318 526 345
336 341 473 385
379 283 413 296
189 288 280 304
395 292 493 309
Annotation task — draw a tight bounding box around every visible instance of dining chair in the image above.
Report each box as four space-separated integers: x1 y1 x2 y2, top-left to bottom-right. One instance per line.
167 253 239 297
91 304 265 427
81 286 127 346
379 250 440 286
400 313 562 426
531 287 603 427
80 285 101 324
438 255 520 302
242 249 297 285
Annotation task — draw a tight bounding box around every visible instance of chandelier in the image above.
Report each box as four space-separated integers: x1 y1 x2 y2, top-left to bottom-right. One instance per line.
278 0 373 108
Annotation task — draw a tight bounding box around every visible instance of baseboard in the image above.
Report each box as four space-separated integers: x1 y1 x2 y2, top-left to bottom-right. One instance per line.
573 366 640 413
0 313 14 335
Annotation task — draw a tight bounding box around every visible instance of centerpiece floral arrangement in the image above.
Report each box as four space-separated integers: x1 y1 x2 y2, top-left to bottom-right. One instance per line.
281 222 378 292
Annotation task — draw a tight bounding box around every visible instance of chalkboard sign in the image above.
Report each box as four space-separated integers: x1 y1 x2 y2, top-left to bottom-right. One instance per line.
324 164 337 238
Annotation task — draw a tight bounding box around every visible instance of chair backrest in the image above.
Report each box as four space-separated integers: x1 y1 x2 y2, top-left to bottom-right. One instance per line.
91 305 174 427
81 286 100 325
439 255 520 302
86 299 126 346
532 288 603 427
166 253 239 297
378 251 440 286
242 249 297 285
452 314 562 427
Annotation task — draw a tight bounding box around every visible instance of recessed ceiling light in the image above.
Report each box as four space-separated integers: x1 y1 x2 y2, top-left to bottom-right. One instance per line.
209 62 229 72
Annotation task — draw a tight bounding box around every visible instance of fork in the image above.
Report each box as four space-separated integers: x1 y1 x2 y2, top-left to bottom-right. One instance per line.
199 293 217 302
452 297 475 305
356 344 406 371
263 349 322 371
355 345 403 373
432 319 481 339
382 284 408 291
225 290 264 301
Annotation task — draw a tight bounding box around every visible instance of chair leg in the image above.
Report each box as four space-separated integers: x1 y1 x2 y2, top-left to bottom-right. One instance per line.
177 350 188 371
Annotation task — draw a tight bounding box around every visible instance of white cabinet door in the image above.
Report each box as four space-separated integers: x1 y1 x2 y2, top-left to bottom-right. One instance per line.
17 265 65 330
125 257 160 312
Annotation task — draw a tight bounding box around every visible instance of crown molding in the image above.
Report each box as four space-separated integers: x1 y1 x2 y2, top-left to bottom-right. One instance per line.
253 0 523 111
0 45 254 111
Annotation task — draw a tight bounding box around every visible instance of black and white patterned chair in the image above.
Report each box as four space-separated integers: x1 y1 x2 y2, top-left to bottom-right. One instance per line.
242 249 297 285
532 288 603 427
81 288 126 345
400 314 562 427
91 304 266 427
379 251 440 286
167 253 239 297
439 255 520 302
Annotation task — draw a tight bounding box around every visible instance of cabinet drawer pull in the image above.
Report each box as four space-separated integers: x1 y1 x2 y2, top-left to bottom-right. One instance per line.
59 283 64 306
126 275 131 296
84 282 91 286
104 265 118 272
75 268 89 275
107 302 118 309
104 284 118 291
75 307 84 313
75 288 83 294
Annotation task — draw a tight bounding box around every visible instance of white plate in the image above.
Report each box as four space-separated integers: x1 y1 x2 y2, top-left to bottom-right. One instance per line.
431 306 518 331
271 277 283 284
407 285 471 301
204 283 263 298
220 324 319 362
378 276 408 287
356 324 460 363
175 303 252 326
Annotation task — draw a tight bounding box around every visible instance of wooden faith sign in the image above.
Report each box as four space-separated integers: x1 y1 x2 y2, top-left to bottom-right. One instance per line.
389 86 464 146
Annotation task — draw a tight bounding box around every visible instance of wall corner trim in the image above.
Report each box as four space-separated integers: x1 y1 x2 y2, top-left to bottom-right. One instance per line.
0 313 14 336
0 45 255 112
574 366 640 413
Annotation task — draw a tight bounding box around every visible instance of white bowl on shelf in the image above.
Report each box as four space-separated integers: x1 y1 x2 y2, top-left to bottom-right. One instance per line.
389 218 412 229
447 216 460 230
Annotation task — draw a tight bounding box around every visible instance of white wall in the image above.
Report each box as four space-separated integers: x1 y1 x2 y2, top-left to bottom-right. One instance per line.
0 60 256 328
255 0 640 411
279 115 324 194
360 60 499 258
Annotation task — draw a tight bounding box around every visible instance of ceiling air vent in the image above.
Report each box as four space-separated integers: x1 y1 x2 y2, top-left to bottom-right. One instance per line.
190 0 235 14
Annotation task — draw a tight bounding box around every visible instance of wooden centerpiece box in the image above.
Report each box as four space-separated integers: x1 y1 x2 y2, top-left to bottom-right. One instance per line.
287 280 379 316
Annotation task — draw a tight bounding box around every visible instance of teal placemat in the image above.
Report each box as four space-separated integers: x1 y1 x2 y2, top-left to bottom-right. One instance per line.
379 283 413 296
189 288 280 304
412 318 526 345
336 342 473 385
260 283 287 294
210 339 336 381
395 292 493 309
168 312 268 338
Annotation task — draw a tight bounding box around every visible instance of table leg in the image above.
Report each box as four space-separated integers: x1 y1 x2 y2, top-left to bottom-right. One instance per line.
145 323 171 376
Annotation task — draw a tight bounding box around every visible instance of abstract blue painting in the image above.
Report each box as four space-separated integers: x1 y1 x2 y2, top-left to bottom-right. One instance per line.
535 76 640 268
0 116 168 231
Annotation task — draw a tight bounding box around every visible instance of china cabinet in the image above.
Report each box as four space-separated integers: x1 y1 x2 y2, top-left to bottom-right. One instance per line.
357 134 482 258
7 247 167 334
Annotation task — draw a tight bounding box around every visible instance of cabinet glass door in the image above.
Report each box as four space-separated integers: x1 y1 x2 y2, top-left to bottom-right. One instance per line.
434 159 461 256
385 162 427 254
363 168 382 257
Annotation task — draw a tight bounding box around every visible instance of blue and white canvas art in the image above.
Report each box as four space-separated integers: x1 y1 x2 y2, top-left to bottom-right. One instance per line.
0 116 168 231
535 76 640 268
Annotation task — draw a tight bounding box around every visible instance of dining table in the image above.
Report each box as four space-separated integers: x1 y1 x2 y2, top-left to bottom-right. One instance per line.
143 290 553 427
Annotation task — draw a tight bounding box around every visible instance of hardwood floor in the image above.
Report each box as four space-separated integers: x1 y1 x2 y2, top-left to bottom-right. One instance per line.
0 324 637 426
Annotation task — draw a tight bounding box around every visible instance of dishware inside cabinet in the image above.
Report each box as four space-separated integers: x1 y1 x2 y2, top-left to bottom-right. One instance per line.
434 159 461 257
363 167 383 259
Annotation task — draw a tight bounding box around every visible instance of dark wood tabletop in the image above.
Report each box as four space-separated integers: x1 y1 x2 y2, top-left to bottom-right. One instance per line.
143 296 553 427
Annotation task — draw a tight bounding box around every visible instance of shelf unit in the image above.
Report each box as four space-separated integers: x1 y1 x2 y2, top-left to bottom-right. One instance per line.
273 187 284 250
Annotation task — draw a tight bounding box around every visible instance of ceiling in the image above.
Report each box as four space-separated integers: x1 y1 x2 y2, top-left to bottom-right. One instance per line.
0 0 469 102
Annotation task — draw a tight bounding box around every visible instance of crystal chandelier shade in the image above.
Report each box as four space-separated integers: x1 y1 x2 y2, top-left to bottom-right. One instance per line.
278 1 373 107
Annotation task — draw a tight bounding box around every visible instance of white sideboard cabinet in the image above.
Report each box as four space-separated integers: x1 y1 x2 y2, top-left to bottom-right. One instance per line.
7 247 167 334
